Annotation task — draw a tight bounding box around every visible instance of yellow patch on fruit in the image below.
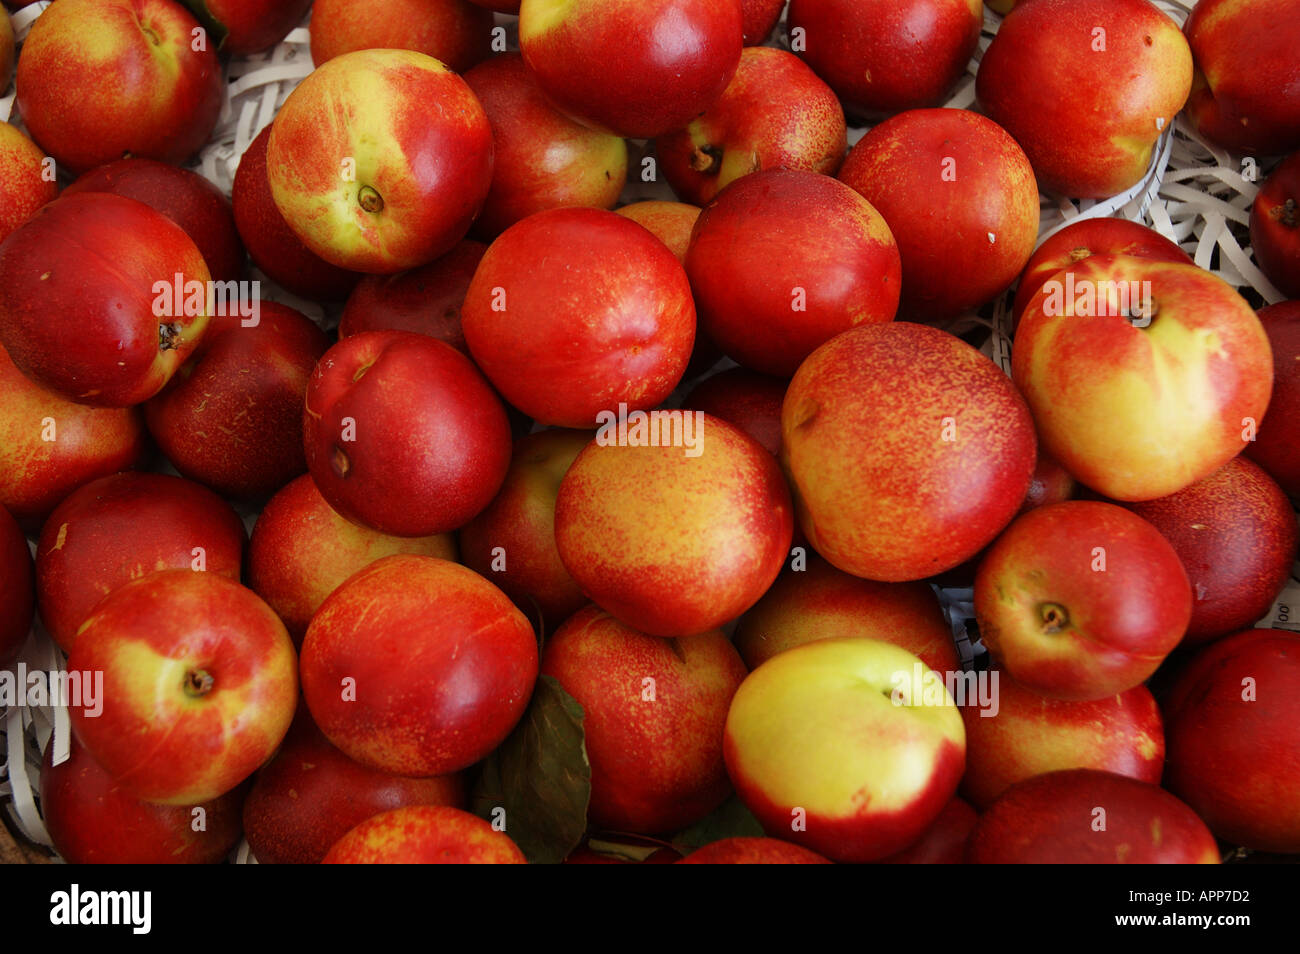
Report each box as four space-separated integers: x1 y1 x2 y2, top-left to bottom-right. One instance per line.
726 638 963 817
519 0 578 44
268 49 451 273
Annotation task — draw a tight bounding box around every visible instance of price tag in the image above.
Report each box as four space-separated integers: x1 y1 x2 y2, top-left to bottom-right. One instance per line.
1258 560 1300 633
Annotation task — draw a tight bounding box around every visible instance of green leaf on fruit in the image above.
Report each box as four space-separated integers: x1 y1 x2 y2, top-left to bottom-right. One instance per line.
672 796 764 853
470 675 591 864
176 0 231 52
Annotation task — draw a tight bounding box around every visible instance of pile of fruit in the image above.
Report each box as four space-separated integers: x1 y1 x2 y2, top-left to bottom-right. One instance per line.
1 0 1298 865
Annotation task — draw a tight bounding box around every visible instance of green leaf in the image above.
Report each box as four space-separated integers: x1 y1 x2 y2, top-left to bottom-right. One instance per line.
471 675 590 864
176 0 231 53
672 796 764 853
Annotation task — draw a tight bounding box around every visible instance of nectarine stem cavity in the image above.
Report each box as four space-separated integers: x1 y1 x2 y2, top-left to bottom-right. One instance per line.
158 322 182 351
691 146 722 175
1128 301 1159 327
1039 603 1069 634
357 186 384 214
331 446 351 479
184 669 214 698
1273 198 1297 229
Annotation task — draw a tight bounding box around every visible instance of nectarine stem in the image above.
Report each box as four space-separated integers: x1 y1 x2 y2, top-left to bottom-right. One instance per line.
184 669 214 698
1039 602 1069 634
1127 301 1159 326
1276 198 1297 229
158 322 182 351
691 146 722 175
331 446 351 479
358 186 384 214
